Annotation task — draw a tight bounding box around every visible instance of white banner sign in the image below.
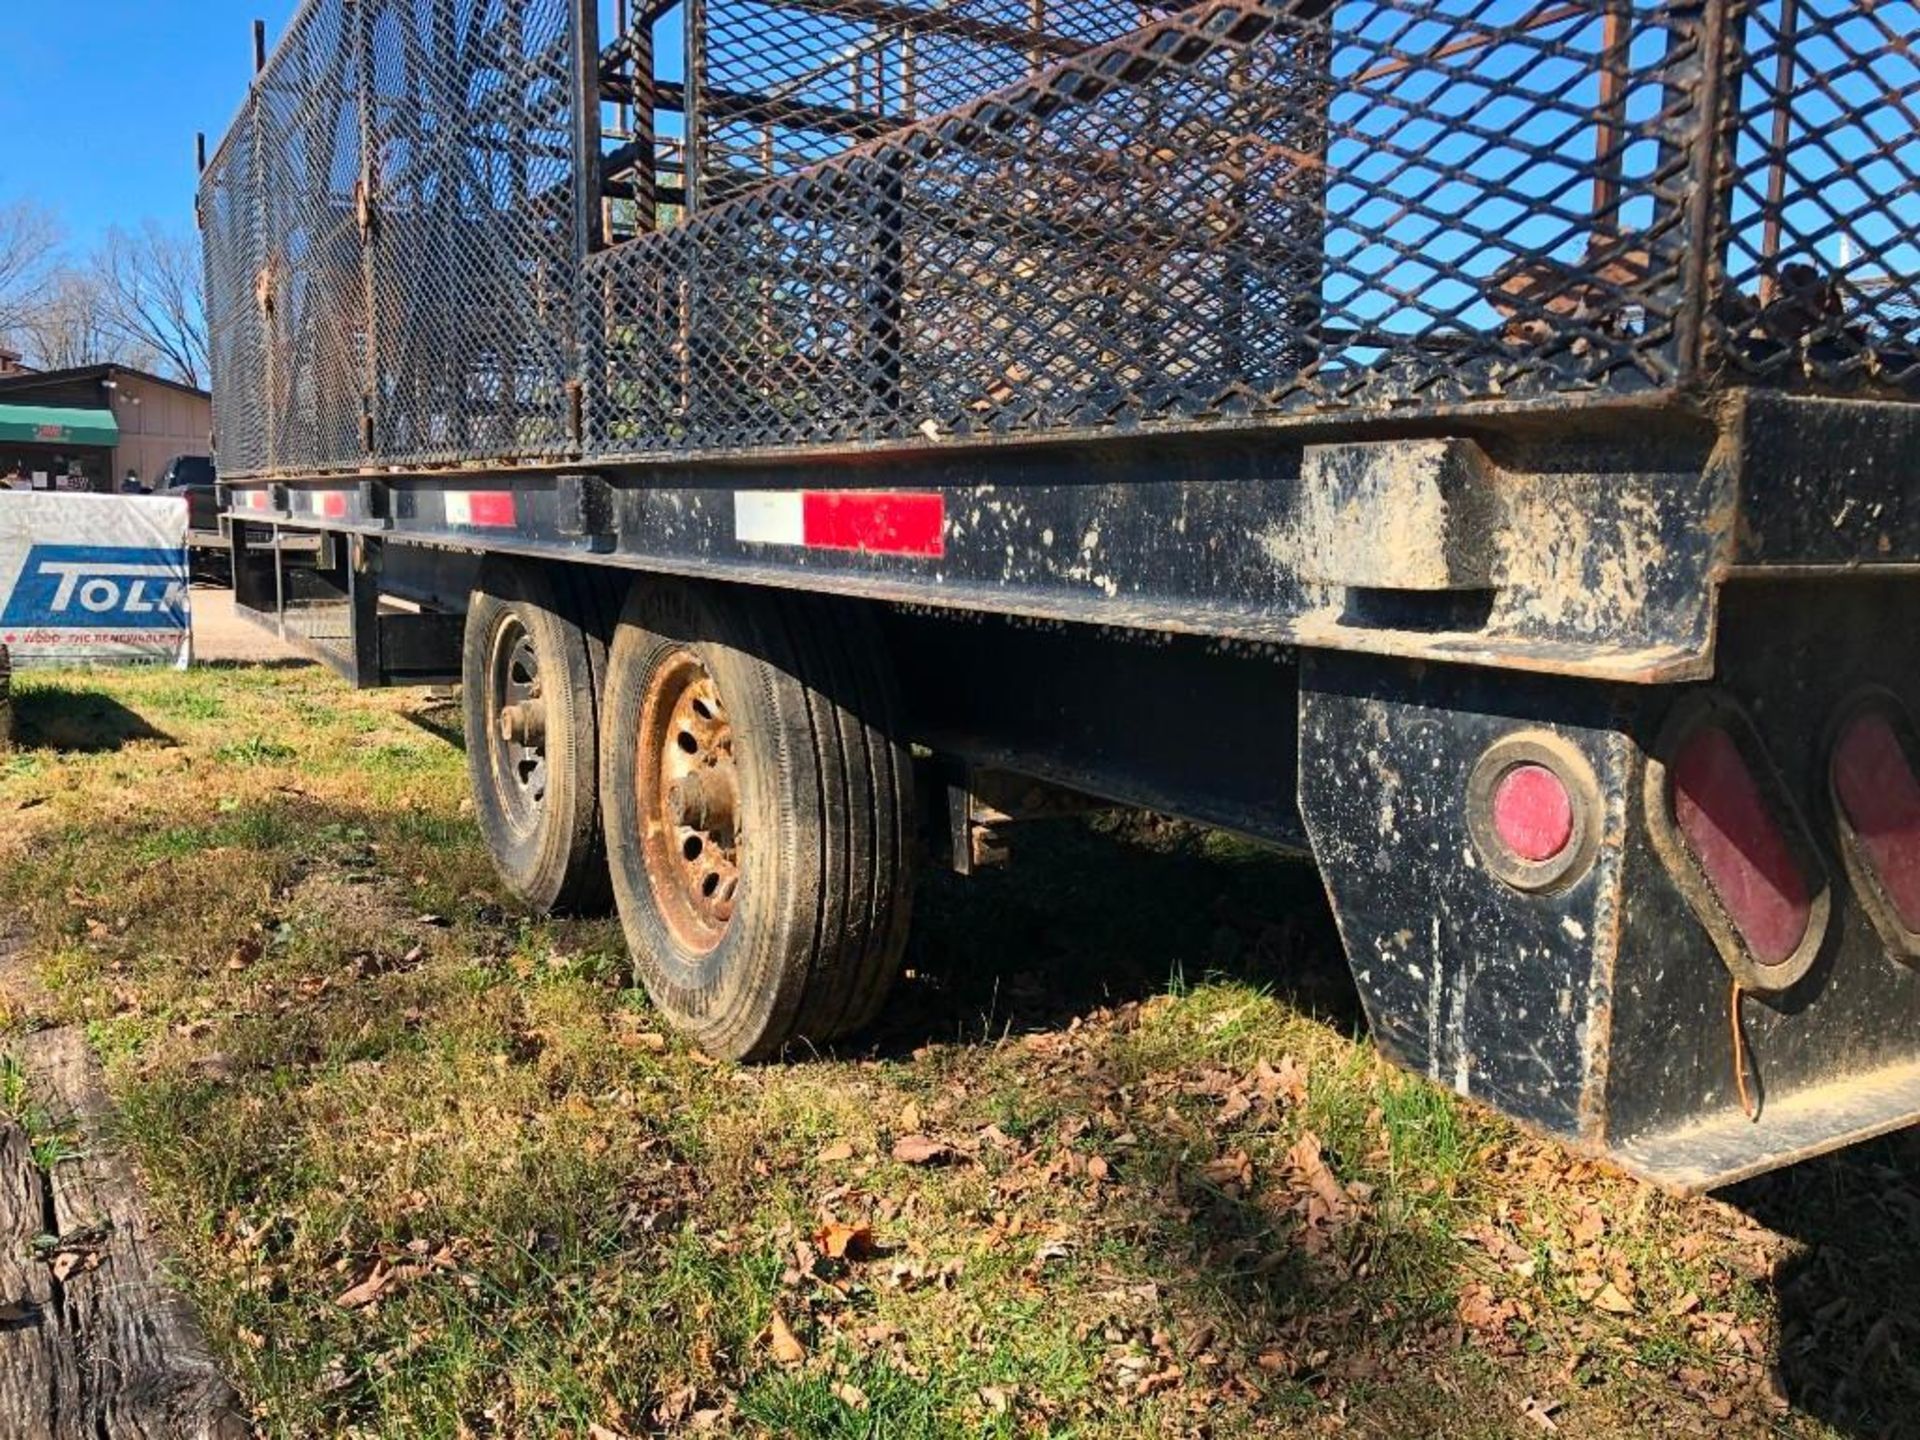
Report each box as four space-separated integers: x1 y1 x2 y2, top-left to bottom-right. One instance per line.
0 491 192 668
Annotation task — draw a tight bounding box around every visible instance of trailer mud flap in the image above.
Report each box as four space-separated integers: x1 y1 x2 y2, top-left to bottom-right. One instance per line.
1298 575 1920 1191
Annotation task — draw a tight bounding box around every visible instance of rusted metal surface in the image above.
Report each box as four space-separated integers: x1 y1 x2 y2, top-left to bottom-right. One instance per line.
483 612 551 832
638 650 741 949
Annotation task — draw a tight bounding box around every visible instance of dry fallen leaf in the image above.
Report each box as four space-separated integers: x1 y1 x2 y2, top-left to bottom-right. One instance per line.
1288 1132 1343 1205
833 1382 869 1411
1457 1282 1518 1335
1253 1055 1310 1106
899 1100 921 1132
1568 1204 1607 1247
1590 1281 1637 1316
814 1221 874 1261
816 1141 855 1164
891 1134 953 1166
1200 1149 1253 1190
335 1262 392 1310
766 1307 806 1365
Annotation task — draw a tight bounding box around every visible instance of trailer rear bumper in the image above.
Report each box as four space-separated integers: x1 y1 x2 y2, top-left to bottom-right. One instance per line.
1300 572 1920 1192
1615 1057 1920 1194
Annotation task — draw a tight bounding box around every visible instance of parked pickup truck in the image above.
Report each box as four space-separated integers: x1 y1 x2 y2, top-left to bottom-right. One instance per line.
155 455 218 537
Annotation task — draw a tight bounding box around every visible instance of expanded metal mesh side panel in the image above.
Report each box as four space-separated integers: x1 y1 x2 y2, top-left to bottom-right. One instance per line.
198 118 269 477
692 0 1151 201
366 0 581 465
1715 0 1920 390
200 0 1920 485
198 0 584 478
585 0 1700 455
255 0 368 473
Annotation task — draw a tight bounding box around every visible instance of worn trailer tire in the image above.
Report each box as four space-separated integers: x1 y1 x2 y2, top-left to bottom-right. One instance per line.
601 580 914 1060
462 562 624 915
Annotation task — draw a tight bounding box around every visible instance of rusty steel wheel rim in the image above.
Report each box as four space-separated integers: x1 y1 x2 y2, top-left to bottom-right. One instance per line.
486 613 547 835
637 650 741 954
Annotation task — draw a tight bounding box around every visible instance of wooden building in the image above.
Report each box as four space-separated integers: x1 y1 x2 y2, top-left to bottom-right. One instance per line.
0 363 211 492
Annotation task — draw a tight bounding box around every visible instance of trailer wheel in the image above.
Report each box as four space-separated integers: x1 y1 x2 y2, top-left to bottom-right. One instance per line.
602 581 913 1060
462 562 619 914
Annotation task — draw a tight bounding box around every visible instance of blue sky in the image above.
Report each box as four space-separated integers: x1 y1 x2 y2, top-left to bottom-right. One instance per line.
0 2 299 249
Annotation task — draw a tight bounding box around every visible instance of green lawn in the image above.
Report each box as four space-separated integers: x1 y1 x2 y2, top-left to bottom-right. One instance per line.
0 662 1913 1438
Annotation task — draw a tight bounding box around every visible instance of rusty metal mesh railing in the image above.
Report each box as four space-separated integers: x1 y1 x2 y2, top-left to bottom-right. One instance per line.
587 0 1699 453
199 114 267 475
253 0 366 471
690 0 1158 202
363 0 580 464
1716 0 1920 389
203 0 581 476
200 0 1920 480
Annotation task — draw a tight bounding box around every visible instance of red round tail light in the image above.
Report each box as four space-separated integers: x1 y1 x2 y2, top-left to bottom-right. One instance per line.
1491 763 1576 864
1467 734 1600 893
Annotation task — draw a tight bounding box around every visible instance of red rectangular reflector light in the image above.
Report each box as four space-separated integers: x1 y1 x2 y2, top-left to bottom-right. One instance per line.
444 491 516 528
800 491 945 556
1671 725 1812 967
1832 710 1920 934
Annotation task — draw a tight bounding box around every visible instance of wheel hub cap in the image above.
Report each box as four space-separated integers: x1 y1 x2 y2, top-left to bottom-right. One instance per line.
487 616 548 831
638 652 741 952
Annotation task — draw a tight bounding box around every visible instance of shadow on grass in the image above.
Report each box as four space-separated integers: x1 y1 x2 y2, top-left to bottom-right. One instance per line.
876 814 1918 1438
404 692 466 750
9 684 173 752
873 814 1359 1054
192 658 317 673
1725 1130 1920 1440
855 816 1478 1434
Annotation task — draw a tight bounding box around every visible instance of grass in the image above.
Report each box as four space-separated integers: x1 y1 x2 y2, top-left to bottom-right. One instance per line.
1 1050 81 1170
0 661 1915 1438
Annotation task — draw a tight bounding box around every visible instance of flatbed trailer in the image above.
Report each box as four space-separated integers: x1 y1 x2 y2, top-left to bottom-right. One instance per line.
199 0 1920 1192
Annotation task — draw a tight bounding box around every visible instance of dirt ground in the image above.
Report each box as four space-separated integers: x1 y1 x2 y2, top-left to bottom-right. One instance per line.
190 585 304 666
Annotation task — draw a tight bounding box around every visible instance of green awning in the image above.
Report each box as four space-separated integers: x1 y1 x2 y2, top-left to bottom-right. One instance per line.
0 404 119 447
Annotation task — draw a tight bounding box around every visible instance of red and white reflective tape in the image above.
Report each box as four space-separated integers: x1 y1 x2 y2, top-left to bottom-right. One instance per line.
302 490 348 518
733 490 945 557
443 490 516 528
238 489 273 513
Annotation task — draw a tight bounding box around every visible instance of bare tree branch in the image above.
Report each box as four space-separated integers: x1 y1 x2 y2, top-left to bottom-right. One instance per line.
92 222 209 388
0 200 61 340
14 270 141 372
